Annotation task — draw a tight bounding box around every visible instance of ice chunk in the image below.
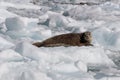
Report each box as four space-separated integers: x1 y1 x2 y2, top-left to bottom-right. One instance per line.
38 11 69 28
4 17 51 40
92 27 120 50
5 31 29 39
0 49 23 62
0 36 14 50
92 27 112 46
5 17 25 31
15 42 49 61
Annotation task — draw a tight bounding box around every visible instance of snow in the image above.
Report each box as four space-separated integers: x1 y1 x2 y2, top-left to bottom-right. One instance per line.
0 36 14 50
0 49 23 62
0 0 120 80
0 9 17 19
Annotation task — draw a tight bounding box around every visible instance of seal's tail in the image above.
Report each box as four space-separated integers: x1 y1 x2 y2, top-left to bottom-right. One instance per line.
32 42 44 47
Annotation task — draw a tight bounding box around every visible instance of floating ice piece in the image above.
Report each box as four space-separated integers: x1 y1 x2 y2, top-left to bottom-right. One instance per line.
15 42 49 61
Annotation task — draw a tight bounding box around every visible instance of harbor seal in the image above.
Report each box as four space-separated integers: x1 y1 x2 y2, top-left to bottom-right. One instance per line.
33 31 93 47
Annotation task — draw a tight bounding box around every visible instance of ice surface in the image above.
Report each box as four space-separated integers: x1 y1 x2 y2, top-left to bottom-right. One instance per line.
0 0 120 80
0 9 17 19
92 27 120 50
5 17 25 31
0 36 14 50
0 49 24 62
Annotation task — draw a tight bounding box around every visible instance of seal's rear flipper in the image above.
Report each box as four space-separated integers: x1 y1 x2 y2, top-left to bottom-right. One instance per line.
32 42 44 47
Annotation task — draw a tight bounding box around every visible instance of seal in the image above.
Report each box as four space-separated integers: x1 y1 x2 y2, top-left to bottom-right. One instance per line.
33 31 93 47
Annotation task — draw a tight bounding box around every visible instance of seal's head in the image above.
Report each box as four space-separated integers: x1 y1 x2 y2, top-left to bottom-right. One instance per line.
80 31 92 43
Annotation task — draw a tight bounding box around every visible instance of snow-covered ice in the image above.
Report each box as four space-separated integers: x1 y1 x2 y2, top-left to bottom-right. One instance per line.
0 36 14 50
5 17 25 31
0 0 120 80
